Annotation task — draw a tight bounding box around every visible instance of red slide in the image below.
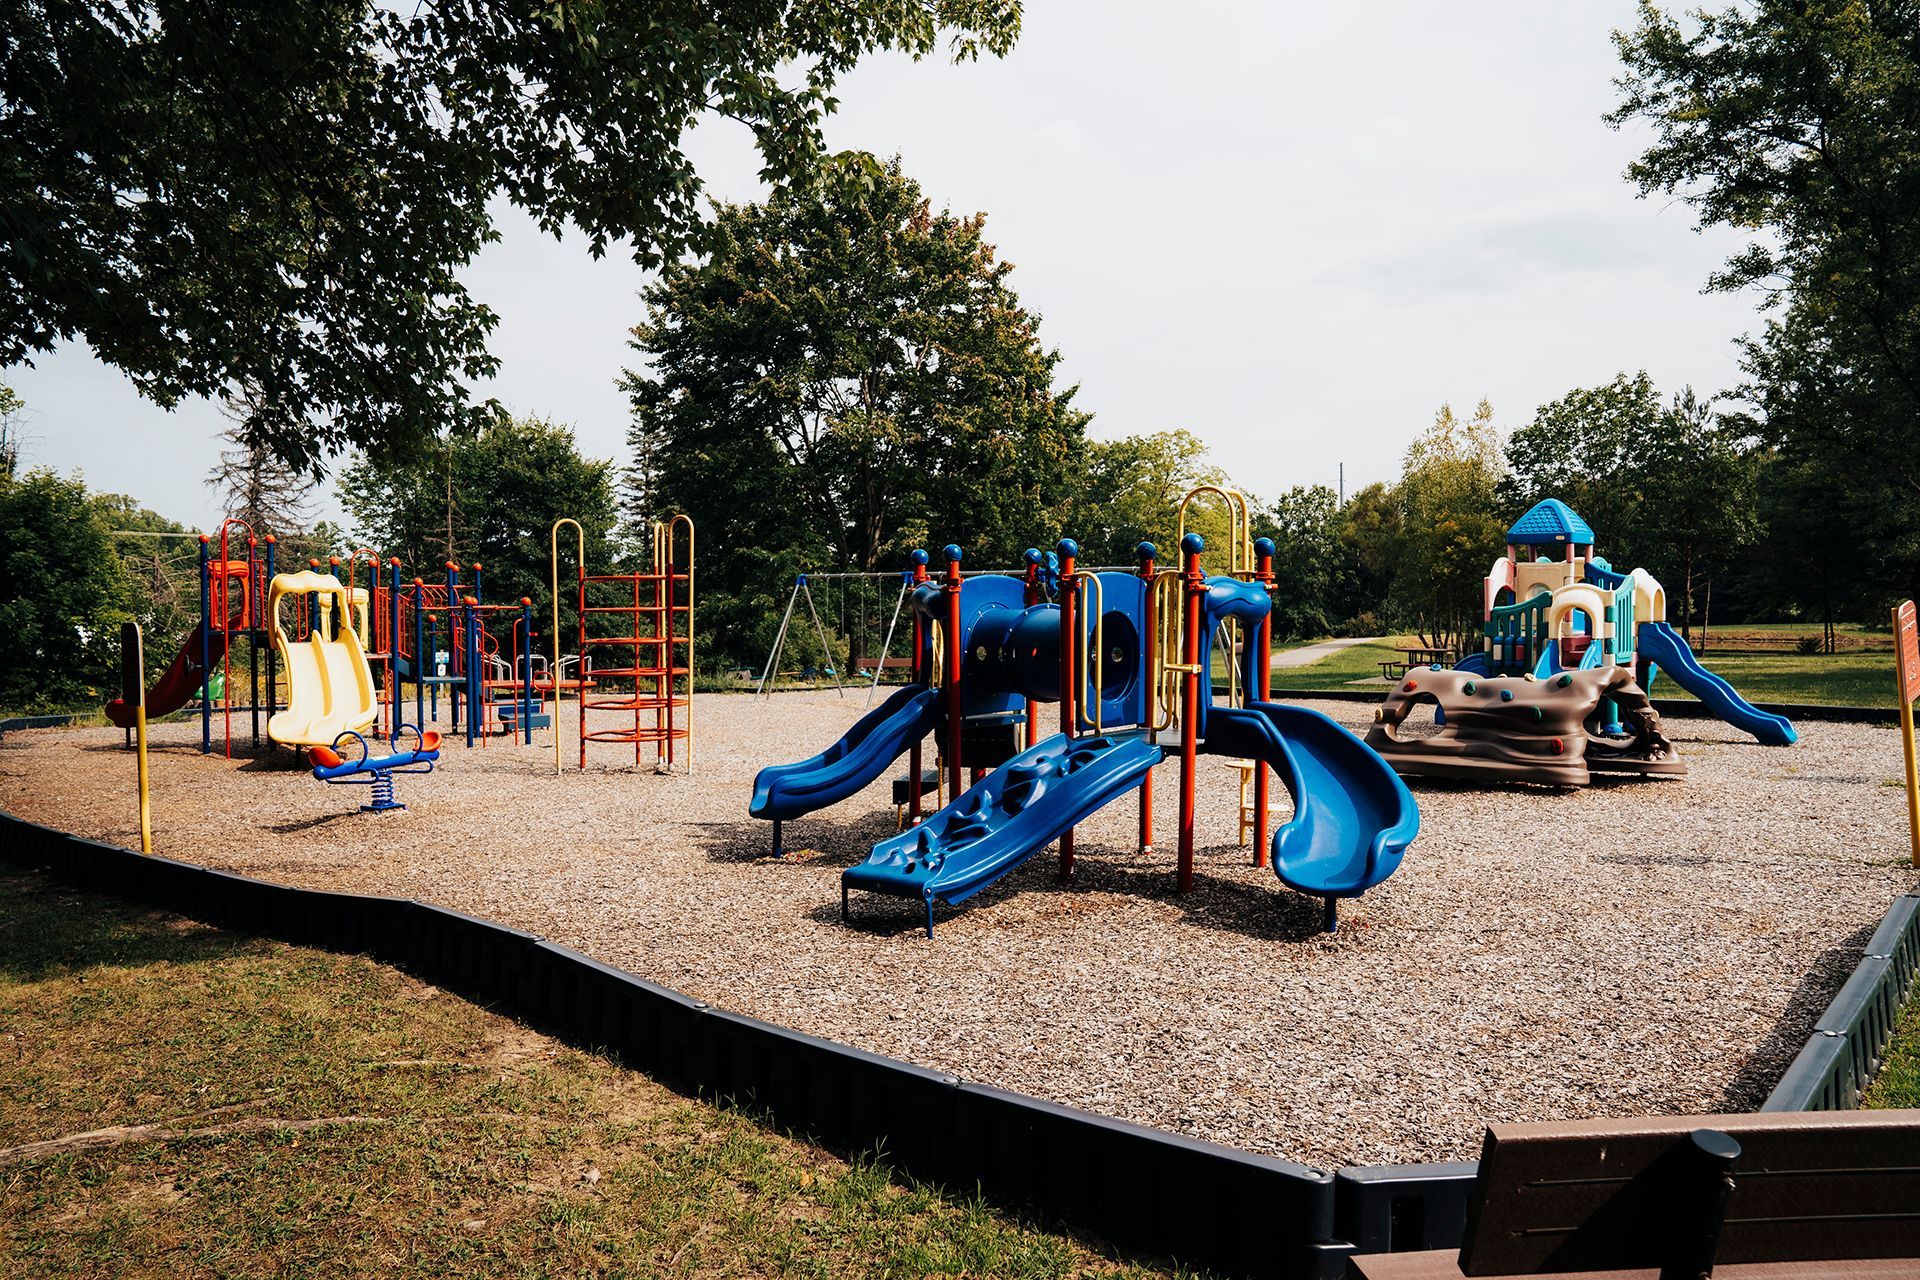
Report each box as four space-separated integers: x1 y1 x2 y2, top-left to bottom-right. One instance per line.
104 625 233 728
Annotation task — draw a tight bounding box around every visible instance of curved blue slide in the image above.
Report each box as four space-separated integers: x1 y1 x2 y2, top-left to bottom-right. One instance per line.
1203 702 1419 931
1636 621 1797 746
751 683 943 822
842 733 1162 935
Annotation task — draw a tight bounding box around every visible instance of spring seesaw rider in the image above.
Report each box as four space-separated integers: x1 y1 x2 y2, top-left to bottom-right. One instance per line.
307 724 442 813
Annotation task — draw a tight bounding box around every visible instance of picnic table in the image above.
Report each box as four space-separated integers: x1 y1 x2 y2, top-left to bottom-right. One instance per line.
1379 646 1456 681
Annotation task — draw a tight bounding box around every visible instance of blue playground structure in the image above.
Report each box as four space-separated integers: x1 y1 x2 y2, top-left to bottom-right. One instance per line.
754 493 1419 935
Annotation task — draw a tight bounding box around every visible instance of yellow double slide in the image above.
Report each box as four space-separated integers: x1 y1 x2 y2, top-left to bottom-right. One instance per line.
266 570 379 749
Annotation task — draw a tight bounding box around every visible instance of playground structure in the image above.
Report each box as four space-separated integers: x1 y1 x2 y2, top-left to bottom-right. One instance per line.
752 488 1420 935
104 519 280 757
1456 498 1797 746
1367 664 1686 786
551 515 694 772
307 725 442 814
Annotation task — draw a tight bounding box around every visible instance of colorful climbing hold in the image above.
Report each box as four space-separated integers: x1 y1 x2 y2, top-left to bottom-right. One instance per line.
1550 737 1565 755
1404 680 1417 692
1499 689 1514 702
1463 681 1477 695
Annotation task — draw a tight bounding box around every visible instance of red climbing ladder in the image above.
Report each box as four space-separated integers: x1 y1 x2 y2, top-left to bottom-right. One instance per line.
576 517 694 771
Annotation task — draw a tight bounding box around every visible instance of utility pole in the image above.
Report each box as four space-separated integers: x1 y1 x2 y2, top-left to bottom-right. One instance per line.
1338 463 1345 506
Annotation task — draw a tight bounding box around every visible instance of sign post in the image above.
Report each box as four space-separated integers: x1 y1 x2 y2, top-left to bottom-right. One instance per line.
121 622 152 855
1895 601 1920 868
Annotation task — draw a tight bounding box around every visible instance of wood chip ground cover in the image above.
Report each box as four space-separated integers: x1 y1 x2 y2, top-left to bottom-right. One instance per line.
2 693 1910 1168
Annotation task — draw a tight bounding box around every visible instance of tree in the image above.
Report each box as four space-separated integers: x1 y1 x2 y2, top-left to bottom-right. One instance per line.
0 469 129 712
0 383 23 479
92 492 201 680
1255 485 1351 641
209 385 316 538
1394 400 1505 655
1338 481 1403 627
1501 372 1662 547
1612 1 1920 605
338 416 618 602
1503 374 1760 639
1 3 1021 471
1063 429 1242 566
624 158 1091 668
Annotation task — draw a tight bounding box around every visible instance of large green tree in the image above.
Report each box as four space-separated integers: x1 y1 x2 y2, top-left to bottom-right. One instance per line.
1061 429 1241 567
1254 485 1351 641
1394 400 1505 655
337 415 617 603
624 158 1091 668
0 2 1019 471
1503 374 1760 640
1613 0 1920 605
0 468 130 712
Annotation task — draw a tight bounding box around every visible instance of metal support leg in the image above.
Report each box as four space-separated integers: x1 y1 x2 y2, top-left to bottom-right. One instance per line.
1322 896 1338 933
770 819 783 859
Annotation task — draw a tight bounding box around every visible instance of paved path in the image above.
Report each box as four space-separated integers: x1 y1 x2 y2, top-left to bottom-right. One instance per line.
1270 636 1382 669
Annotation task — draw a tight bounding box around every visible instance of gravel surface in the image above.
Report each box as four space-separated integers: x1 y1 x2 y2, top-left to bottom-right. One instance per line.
2 692 1911 1169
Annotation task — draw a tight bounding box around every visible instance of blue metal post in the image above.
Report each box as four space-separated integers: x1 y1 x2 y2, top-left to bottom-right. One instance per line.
389 559 404 740
263 537 278 729
520 599 535 745
198 535 212 754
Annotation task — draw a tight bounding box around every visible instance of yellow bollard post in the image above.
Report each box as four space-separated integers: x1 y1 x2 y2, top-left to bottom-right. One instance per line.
121 622 153 854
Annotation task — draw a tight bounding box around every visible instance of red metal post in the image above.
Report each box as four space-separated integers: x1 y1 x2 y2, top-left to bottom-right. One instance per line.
943 545 964 806
1178 534 1204 894
1023 550 1042 750
907 550 930 823
1137 541 1157 855
1254 538 1275 866
1057 538 1079 877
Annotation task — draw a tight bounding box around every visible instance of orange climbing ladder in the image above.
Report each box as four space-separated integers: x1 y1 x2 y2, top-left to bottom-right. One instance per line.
575 516 694 771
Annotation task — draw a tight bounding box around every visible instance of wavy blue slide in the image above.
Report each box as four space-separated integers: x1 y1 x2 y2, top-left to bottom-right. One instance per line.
751 683 943 825
842 732 1162 935
1203 702 1419 930
1636 621 1797 746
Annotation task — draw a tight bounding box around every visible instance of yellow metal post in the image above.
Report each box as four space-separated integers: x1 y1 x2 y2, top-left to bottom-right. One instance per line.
122 621 152 854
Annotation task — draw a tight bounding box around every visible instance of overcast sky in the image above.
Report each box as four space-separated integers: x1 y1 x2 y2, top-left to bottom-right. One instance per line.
5 2 1755 536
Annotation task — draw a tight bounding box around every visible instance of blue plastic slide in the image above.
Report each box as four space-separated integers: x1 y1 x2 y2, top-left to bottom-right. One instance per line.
750 683 943 824
842 732 1163 935
1203 702 1419 930
1635 621 1797 746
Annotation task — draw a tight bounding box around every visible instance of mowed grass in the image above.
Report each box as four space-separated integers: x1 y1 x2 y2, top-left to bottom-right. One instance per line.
0 869 1186 1279
1266 633 1898 707
1864 988 1920 1109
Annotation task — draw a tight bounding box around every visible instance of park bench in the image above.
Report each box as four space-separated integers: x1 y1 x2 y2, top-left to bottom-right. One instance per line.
1346 1109 1920 1278
859 655 917 679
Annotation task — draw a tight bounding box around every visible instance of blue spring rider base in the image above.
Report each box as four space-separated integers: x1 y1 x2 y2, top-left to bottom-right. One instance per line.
308 725 441 814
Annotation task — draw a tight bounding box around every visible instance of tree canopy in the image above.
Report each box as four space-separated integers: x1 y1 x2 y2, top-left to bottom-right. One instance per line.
338 415 617 601
624 157 1091 667
1613 0 1920 606
0 2 1020 471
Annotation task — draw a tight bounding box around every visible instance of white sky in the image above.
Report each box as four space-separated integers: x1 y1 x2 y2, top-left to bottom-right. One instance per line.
5 2 1754 534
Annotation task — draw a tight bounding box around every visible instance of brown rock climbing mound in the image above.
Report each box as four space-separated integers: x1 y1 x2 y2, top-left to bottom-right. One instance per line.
1365 666 1685 787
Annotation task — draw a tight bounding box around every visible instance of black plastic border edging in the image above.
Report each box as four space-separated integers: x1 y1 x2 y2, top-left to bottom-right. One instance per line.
0 715 75 741
0 811 1351 1280
1763 885 1920 1111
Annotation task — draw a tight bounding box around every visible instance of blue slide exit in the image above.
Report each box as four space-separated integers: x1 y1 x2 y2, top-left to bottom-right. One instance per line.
751 683 944 822
1636 621 1797 746
1203 702 1419 930
842 732 1163 934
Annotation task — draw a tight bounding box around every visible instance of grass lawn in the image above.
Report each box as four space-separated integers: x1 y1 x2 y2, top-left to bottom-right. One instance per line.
1864 989 1920 1109
1264 635 1898 707
0 869 1186 1279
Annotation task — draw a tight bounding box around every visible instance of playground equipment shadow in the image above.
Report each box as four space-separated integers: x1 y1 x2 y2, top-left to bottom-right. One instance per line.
0 691 1912 1170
